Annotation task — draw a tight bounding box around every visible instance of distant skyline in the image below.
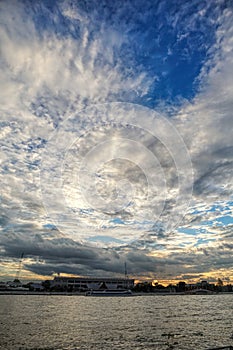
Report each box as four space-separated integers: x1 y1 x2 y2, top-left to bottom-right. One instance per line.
0 0 232 284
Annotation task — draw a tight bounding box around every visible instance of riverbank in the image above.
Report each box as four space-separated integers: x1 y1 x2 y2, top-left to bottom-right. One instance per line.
1 290 233 296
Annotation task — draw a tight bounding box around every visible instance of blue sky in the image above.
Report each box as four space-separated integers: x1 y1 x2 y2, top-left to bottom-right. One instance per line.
0 0 232 283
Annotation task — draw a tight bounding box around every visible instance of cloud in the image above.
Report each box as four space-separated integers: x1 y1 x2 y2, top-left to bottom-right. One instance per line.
0 0 153 116
0 0 232 281
173 5 233 222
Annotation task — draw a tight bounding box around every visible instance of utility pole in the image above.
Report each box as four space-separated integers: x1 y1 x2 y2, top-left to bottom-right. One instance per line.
15 252 24 282
124 261 129 289
124 261 128 279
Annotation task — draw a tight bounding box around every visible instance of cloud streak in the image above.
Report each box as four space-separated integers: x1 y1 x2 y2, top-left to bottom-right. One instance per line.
0 0 232 282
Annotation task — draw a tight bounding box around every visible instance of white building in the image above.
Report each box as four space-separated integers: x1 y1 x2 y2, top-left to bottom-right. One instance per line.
52 276 134 291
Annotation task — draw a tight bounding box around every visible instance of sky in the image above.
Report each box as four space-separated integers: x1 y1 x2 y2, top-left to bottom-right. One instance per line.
0 0 232 284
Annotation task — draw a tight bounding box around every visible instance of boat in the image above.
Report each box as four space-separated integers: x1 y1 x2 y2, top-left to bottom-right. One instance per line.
85 289 133 296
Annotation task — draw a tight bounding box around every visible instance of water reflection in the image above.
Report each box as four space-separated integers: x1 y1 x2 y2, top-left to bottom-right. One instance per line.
0 295 233 350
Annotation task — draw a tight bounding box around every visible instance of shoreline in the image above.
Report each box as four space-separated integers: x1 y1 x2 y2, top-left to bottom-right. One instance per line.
1 291 233 296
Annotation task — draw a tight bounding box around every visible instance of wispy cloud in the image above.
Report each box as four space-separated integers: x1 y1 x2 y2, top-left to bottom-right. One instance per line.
0 0 232 282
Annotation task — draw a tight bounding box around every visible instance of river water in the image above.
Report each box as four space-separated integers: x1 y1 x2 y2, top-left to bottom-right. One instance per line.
0 294 233 350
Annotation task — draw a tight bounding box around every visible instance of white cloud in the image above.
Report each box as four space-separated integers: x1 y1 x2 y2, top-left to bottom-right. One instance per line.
0 0 153 117
0 0 232 279
174 6 233 205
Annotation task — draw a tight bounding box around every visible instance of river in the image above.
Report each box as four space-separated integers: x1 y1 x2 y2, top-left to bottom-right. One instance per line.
0 294 233 350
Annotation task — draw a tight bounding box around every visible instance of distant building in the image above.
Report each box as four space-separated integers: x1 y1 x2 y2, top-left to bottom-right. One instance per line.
177 281 186 292
29 283 45 291
0 282 8 290
52 276 134 291
200 280 209 289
